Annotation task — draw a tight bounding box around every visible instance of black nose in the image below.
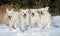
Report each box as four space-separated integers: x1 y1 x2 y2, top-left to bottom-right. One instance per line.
23 14 26 18
32 13 34 16
8 16 11 19
41 11 43 14
8 16 10 18
24 14 26 16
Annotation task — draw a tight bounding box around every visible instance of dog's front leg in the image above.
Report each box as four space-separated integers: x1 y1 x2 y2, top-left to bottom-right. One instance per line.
46 22 52 29
21 24 26 32
9 24 12 31
38 22 43 29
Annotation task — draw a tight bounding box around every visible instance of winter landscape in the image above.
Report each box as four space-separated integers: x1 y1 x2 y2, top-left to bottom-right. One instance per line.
0 0 60 36
0 16 60 36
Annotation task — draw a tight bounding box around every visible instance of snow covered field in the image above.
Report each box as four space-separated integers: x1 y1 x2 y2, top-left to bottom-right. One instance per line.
0 16 60 36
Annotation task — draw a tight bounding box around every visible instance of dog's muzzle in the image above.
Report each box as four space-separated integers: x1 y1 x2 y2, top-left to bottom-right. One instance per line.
23 14 26 18
8 16 12 19
32 13 34 17
41 11 44 15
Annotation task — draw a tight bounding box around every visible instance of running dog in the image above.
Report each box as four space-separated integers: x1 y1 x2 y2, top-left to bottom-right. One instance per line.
19 9 30 32
6 8 19 31
29 9 41 28
37 7 52 29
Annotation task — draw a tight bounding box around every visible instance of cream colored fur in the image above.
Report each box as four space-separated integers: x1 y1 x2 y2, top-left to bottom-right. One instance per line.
37 7 52 29
30 9 41 28
6 8 19 31
19 9 30 31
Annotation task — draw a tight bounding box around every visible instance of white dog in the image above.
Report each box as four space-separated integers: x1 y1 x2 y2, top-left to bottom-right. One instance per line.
29 9 41 28
19 9 30 32
6 8 19 31
37 7 52 29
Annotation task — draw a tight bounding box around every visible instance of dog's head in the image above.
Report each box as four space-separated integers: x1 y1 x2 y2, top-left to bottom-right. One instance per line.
6 8 13 19
30 9 39 17
37 7 49 15
20 9 29 18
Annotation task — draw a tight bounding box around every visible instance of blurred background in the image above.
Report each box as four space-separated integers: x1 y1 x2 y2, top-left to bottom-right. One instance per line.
0 0 60 15
0 0 60 24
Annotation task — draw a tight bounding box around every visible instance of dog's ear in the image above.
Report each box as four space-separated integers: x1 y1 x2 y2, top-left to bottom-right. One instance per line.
26 9 29 11
6 8 9 12
11 9 13 12
19 9 22 12
19 9 23 15
27 9 30 13
37 9 41 14
26 9 29 12
37 11 40 14
45 7 49 11
37 10 41 16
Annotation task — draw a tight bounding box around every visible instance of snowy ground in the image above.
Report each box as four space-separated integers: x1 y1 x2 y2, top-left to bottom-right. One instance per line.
0 16 60 36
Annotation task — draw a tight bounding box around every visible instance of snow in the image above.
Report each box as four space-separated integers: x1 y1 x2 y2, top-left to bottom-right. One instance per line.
0 16 60 36
53 16 60 28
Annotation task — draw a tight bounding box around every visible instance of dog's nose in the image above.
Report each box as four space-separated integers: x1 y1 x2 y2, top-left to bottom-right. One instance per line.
41 11 43 14
8 16 10 18
8 16 11 19
23 14 26 18
41 11 42 14
32 13 34 16
24 14 26 16
41 11 44 15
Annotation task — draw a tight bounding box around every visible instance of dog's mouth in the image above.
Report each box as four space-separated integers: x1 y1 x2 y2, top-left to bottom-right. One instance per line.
8 16 12 19
23 14 26 18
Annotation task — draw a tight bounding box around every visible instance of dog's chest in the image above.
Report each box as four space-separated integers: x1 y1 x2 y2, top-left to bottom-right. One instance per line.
21 16 29 22
31 15 40 23
40 14 50 23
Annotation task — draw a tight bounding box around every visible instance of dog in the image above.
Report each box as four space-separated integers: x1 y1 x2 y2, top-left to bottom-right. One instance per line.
19 9 30 32
29 9 41 28
6 8 19 31
37 7 52 29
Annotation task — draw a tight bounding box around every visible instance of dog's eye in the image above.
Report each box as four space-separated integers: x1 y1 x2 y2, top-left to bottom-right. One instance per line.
23 12 24 13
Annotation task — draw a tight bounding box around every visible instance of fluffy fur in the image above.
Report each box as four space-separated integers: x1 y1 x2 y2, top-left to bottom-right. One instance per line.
29 9 41 28
6 8 19 31
19 9 30 31
37 7 52 29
